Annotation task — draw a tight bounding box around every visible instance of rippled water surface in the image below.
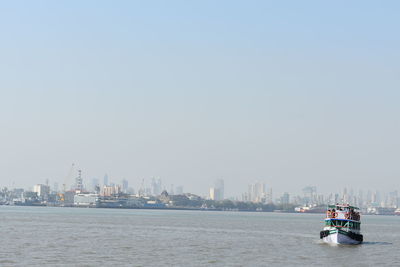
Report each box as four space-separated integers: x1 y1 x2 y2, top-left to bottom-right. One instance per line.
1 206 400 266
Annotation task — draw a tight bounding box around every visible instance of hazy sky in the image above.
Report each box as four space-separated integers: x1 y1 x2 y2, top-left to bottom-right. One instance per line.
1 1 399 197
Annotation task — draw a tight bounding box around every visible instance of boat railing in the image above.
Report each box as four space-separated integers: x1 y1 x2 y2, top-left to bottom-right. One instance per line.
326 210 360 221
324 219 361 230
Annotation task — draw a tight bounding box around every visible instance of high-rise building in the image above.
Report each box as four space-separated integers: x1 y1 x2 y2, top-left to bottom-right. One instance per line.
281 192 290 206
366 190 372 205
267 188 273 204
342 187 348 204
53 182 59 193
209 187 221 200
247 181 266 203
90 178 100 192
334 193 340 204
122 179 129 193
214 179 224 200
103 174 109 187
303 186 317 205
357 190 364 208
151 178 162 196
102 185 121 196
33 184 50 198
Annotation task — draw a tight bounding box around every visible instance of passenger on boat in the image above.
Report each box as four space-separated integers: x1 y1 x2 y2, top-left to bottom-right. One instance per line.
327 209 333 218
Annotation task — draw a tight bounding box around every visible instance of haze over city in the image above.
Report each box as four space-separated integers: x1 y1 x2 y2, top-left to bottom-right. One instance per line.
1 1 399 197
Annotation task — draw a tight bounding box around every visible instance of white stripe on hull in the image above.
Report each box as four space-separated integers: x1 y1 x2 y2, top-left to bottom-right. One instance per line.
323 232 361 245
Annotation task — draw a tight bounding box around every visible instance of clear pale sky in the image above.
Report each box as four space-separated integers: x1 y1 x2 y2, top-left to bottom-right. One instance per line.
1 1 399 197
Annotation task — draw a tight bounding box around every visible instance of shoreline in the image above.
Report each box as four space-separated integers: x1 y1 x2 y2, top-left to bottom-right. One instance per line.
2 204 400 216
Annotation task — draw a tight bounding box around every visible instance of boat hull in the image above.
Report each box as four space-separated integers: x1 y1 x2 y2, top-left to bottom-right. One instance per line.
322 231 362 245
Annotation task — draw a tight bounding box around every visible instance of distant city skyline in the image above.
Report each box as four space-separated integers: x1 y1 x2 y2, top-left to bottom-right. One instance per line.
2 160 400 198
1 1 400 196
3 169 400 204
3 176 400 214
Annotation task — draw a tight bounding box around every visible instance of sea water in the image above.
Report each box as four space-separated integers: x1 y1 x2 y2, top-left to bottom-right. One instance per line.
1 206 399 266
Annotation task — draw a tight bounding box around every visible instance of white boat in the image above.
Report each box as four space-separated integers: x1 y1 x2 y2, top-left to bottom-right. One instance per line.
320 204 363 245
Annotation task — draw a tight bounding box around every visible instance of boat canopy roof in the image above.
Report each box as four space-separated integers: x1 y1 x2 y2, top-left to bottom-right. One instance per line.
328 204 359 210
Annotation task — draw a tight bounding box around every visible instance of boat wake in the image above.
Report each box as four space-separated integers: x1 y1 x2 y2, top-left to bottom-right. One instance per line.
361 241 392 246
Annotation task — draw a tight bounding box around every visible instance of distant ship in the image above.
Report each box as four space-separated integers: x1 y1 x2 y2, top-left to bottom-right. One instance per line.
320 204 363 245
295 205 326 213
